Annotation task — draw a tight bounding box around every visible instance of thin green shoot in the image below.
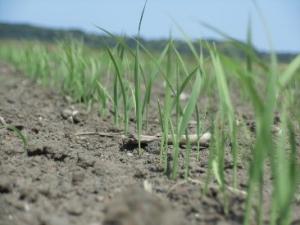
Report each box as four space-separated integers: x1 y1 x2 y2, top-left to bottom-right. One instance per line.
134 0 148 153
172 70 202 179
106 47 129 133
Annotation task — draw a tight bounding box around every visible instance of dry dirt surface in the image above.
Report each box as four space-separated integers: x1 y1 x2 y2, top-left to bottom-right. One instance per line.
0 62 299 225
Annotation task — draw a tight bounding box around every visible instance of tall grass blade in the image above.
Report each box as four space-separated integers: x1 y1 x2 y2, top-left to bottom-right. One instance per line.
279 54 300 87
172 70 202 179
106 47 128 132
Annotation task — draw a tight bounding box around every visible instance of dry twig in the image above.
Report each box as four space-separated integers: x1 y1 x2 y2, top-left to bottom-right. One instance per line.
75 131 211 146
166 178 247 197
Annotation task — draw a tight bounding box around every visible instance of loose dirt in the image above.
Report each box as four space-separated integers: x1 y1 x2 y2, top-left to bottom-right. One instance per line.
0 62 299 225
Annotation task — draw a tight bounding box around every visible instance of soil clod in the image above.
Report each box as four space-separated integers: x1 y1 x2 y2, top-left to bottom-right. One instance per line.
0 178 13 194
103 187 184 225
77 153 96 168
61 108 82 124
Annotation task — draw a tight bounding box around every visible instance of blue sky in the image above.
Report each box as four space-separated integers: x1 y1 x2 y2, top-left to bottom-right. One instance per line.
0 0 299 52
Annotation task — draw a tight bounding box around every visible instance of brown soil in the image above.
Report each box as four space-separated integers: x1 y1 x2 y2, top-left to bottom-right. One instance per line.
0 62 299 225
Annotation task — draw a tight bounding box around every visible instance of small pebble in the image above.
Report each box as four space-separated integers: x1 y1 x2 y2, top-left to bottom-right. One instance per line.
72 170 85 185
61 109 73 119
0 116 6 125
67 116 74 123
127 152 133 157
143 180 152 193
61 109 81 123
272 126 282 135
24 203 30 211
199 132 211 144
95 195 105 202
179 92 190 101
